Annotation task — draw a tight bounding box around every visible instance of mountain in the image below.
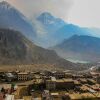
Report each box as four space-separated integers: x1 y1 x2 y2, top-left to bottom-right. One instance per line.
37 12 66 32
0 29 76 70
50 24 91 44
0 1 36 41
32 12 100 48
84 28 100 37
31 12 66 47
52 35 100 63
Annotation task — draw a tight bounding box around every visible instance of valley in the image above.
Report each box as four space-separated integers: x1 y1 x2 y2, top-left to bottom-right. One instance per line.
0 1 100 100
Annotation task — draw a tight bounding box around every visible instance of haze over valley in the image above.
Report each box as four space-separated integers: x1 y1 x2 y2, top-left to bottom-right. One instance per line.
0 1 100 70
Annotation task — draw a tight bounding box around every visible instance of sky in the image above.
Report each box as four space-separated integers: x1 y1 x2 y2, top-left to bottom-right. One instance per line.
0 0 100 28
68 0 100 28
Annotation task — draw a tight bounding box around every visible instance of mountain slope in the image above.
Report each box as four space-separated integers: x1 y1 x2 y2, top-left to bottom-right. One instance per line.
52 35 100 63
53 24 91 39
0 29 75 70
0 1 36 41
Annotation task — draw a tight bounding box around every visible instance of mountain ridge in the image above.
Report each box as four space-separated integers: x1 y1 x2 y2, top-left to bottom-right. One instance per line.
52 35 100 63
0 1 36 42
0 1 100 49
32 12 100 48
0 28 78 70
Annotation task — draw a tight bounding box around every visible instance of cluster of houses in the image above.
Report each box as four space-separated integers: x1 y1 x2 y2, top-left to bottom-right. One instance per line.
0 71 34 82
0 70 100 100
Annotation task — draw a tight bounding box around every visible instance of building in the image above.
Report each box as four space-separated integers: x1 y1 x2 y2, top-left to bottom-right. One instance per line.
42 90 50 100
52 71 65 79
13 85 28 99
44 71 53 77
17 72 30 81
23 96 32 100
46 78 75 90
5 73 16 82
51 93 61 100
79 79 88 84
74 80 81 86
46 77 56 90
69 93 100 100
23 96 41 100
96 76 100 84
56 79 74 90
65 73 73 78
0 84 12 90
72 75 84 79
87 79 96 85
5 94 14 100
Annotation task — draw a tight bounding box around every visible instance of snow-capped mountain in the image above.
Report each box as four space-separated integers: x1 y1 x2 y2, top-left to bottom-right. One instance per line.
0 1 36 41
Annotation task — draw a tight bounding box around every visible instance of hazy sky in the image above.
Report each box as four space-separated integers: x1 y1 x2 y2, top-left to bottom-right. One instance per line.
68 0 100 28
0 0 100 28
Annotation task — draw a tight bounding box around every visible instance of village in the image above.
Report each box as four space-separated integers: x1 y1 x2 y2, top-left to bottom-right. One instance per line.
0 0 100 100
0 68 100 100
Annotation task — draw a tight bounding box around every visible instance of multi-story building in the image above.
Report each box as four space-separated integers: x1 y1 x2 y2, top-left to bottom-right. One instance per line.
96 76 100 84
17 72 30 81
46 77 56 90
46 78 75 90
56 79 75 90
65 73 73 78
52 71 65 79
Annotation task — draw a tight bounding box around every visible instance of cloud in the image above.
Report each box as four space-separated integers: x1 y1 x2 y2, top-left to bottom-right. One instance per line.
6 0 73 20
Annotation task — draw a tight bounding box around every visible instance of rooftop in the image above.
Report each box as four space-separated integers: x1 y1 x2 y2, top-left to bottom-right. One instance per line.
18 72 29 75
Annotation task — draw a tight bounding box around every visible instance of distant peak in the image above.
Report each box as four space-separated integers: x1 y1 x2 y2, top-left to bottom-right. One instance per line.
40 12 54 17
37 12 55 20
0 1 13 9
0 1 10 5
37 12 66 26
36 12 56 25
